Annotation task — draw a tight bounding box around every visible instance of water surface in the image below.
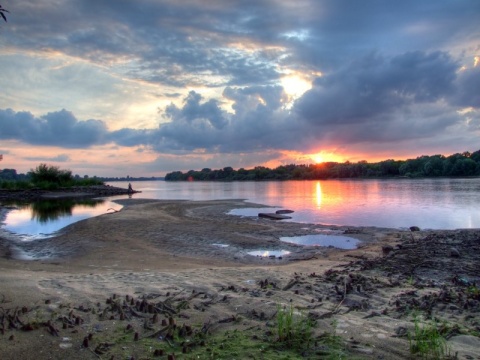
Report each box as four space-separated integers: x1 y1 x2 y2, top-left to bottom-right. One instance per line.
109 178 480 229
280 234 360 249
1 178 479 239
1 198 122 241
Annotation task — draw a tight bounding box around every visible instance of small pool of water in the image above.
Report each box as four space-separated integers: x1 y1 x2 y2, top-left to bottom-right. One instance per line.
2 199 122 241
280 234 359 249
247 250 291 257
228 207 282 217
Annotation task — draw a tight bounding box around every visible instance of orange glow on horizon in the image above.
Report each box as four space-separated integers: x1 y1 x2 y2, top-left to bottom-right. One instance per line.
309 151 345 164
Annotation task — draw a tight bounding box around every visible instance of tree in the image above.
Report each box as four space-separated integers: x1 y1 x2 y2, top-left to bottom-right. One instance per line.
29 164 73 185
0 4 8 22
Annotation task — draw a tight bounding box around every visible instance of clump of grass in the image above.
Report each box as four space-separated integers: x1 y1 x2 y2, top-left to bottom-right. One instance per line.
406 275 415 286
275 303 314 351
408 315 451 359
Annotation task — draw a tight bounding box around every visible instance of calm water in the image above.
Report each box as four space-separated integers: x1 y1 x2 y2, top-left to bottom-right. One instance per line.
109 178 480 229
1 198 122 241
1 178 480 240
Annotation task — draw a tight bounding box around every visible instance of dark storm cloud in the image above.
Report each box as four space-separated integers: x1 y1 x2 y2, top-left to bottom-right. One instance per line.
295 51 458 126
453 65 480 108
0 108 108 148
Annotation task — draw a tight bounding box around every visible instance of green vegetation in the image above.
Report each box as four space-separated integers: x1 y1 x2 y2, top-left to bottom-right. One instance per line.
275 303 314 351
165 150 480 181
93 316 350 360
408 315 451 359
0 163 104 190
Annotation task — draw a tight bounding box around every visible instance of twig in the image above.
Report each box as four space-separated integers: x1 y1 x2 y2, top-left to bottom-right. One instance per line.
333 277 347 314
282 279 298 291
144 324 171 339
87 347 102 359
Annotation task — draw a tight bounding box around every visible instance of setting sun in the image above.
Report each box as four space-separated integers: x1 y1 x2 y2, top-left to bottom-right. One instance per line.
308 151 345 164
312 154 324 163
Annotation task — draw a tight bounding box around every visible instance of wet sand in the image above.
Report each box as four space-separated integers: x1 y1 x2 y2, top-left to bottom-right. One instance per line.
0 199 479 359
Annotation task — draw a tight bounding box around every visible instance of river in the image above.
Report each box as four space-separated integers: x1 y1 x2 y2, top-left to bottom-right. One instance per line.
2 178 480 239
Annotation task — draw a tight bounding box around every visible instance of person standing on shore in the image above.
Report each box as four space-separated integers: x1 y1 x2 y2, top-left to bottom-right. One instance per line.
128 183 133 193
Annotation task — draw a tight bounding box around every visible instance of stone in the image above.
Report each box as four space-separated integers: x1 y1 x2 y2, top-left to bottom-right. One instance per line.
450 247 460 257
382 245 394 255
258 213 292 220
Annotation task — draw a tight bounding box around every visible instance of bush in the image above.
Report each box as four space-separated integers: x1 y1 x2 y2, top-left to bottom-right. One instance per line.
29 164 73 186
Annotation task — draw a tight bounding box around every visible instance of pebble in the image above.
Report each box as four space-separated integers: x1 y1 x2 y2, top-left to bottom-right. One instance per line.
450 247 460 257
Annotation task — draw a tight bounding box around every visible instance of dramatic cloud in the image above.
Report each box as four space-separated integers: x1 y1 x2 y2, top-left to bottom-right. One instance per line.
0 109 107 148
0 0 479 176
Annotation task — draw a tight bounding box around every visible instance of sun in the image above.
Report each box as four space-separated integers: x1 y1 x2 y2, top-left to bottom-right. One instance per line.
280 74 312 108
308 151 345 164
312 154 324 163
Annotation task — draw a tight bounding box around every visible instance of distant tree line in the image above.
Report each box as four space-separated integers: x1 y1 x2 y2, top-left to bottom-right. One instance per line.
165 150 480 181
98 176 164 182
0 164 164 189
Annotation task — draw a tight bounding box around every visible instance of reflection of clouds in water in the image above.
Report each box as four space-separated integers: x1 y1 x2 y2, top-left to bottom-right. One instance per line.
3 200 123 240
3 208 32 227
248 250 291 257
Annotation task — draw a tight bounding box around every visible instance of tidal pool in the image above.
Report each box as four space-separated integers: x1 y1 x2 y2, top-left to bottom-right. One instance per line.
280 234 359 249
247 249 291 257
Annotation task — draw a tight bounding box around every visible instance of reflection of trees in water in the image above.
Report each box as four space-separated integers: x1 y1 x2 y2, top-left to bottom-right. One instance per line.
26 199 105 223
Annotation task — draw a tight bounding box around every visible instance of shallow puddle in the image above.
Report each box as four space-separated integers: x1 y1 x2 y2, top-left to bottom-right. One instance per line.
247 249 291 257
280 234 359 249
228 207 281 217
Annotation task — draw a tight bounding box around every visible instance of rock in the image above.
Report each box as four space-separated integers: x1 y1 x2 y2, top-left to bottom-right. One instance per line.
258 213 292 220
409 226 420 231
450 247 460 257
382 245 394 255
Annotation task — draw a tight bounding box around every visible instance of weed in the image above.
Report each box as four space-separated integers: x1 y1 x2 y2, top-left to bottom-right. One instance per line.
408 314 451 359
275 303 314 351
466 285 480 299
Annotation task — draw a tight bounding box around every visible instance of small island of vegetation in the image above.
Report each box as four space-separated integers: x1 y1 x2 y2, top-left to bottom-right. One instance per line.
165 150 480 181
0 163 104 190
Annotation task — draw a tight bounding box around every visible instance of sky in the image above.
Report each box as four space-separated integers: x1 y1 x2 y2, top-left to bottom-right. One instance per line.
0 0 479 177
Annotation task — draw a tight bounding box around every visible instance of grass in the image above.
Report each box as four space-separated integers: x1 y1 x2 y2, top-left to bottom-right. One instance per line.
408 314 452 359
406 275 415 286
275 303 314 351
86 306 354 360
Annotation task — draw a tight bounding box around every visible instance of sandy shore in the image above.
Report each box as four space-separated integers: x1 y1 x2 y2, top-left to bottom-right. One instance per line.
0 199 479 359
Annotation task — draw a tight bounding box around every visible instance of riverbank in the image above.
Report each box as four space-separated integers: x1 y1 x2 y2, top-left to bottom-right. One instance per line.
0 184 139 202
0 199 479 359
